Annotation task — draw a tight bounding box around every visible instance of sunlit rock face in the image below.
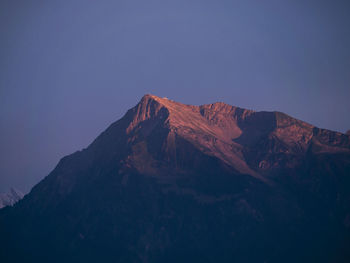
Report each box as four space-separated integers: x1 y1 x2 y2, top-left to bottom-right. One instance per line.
1 95 350 263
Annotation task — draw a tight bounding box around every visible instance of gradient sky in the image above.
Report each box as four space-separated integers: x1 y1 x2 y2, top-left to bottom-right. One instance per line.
1 0 349 192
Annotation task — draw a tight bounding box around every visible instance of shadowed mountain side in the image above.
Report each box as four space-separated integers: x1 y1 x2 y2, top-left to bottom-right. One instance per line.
1 94 350 263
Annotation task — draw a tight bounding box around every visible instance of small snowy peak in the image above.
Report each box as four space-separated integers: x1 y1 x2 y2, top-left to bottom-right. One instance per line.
0 188 24 209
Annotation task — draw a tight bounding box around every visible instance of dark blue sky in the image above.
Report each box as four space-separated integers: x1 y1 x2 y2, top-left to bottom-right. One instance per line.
1 0 349 192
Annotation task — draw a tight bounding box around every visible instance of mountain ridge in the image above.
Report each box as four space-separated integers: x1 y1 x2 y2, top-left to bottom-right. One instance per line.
116 94 349 180
1 94 350 263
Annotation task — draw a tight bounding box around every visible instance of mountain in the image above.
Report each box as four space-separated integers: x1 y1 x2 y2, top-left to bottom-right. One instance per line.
1 94 350 263
0 188 24 209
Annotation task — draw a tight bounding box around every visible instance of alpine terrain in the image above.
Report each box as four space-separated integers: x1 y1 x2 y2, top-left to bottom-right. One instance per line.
1 94 350 262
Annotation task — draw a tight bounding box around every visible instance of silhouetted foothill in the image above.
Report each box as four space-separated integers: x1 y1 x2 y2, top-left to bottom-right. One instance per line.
1 95 350 263
346 130 350 136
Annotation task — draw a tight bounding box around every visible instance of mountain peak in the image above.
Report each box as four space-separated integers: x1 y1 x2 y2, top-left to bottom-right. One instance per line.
140 94 175 106
126 94 170 134
91 94 350 184
126 95 266 180
135 95 241 139
140 94 162 103
2 95 350 263
125 95 349 174
0 188 24 209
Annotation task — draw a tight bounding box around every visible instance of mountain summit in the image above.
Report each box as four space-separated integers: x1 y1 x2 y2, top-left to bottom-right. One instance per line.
0 188 24 209
1 95 350 263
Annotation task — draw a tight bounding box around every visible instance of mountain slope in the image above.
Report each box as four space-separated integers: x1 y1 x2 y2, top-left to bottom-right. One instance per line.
1 94 350 263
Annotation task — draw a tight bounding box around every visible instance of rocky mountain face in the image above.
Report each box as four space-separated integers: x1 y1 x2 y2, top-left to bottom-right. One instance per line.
0 188 24 209
1 94 350 263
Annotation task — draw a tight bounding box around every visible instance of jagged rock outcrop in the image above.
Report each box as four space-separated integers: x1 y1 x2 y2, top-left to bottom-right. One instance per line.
0 95 350 263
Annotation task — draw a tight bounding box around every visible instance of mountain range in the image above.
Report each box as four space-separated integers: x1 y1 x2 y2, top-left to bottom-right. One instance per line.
1 94 350 262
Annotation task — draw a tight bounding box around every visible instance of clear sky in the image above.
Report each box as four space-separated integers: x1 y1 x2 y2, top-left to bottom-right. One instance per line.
1 0 349 192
